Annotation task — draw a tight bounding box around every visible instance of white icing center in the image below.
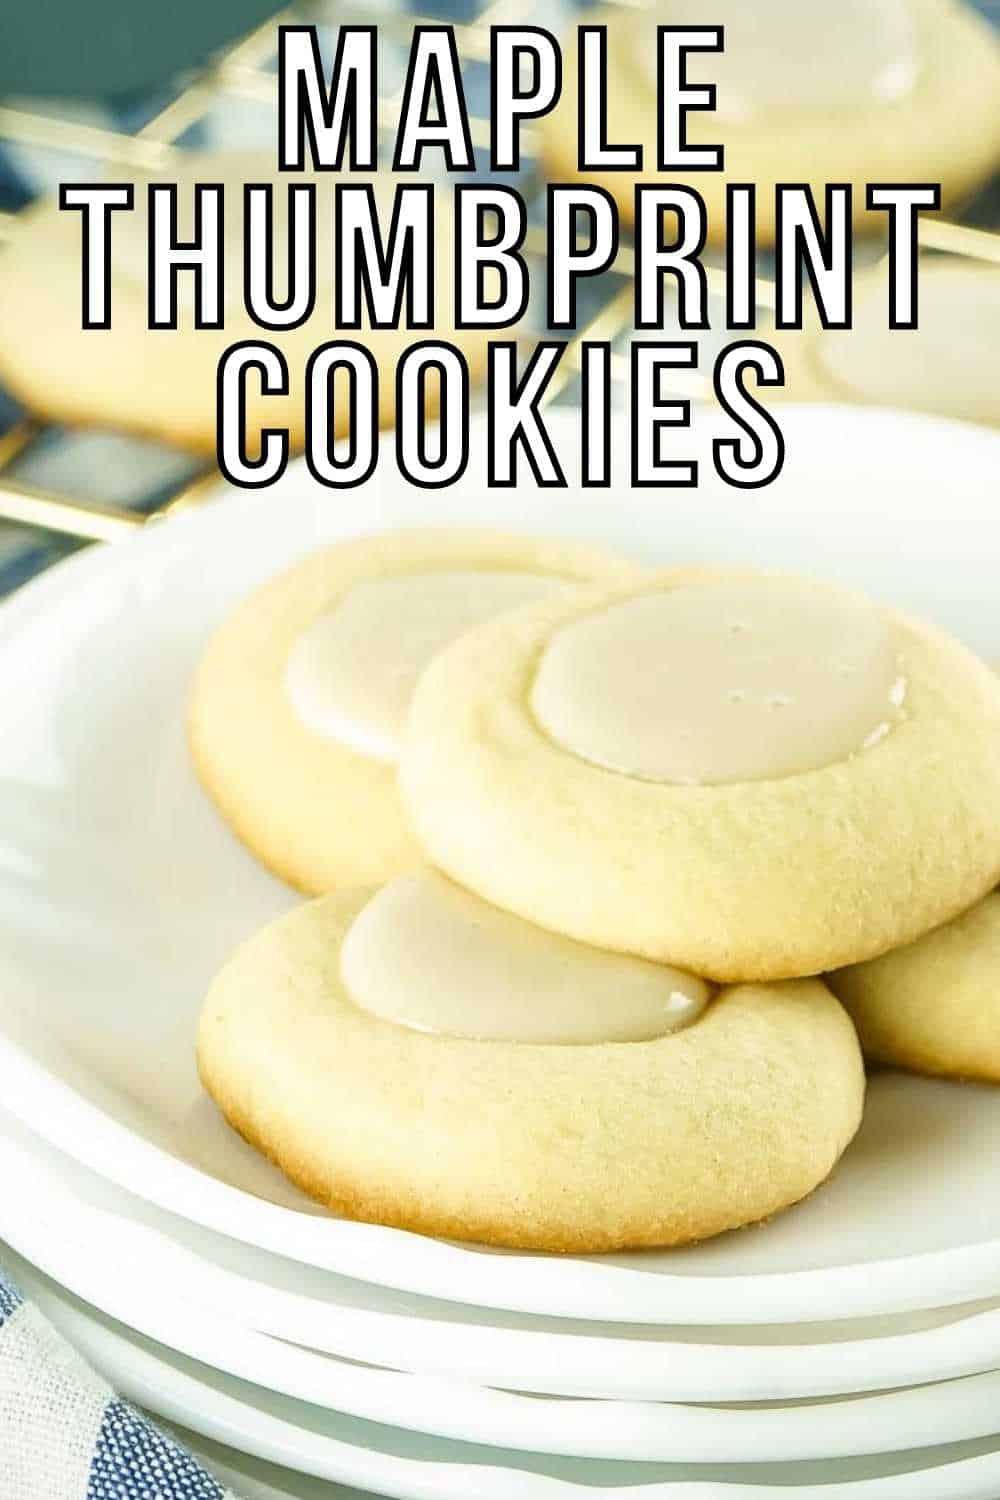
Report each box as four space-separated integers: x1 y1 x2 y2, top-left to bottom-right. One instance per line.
340 870 710 1043
816 267 1000 426
531 578 907 785
287 569 560 761
636 0 920 119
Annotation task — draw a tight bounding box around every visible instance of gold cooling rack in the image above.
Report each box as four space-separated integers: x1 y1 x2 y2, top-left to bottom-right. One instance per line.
0 0 997 567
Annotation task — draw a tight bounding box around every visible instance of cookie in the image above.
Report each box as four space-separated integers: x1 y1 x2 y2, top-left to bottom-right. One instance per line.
830 891 1000 1081
400 567 1000 982
542 0 1000 244
772 262 1000 428
198 872 865 1252
189 528 638 893
0 149 489 453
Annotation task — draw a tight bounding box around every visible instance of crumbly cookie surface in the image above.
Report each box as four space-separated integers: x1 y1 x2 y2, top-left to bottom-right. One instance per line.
830 891 1000 1081
189 528 638 894
198 887 865 1252
400 567 1000 981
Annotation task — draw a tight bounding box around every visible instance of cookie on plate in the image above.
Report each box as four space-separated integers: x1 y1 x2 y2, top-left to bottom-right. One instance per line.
400 567 1000 981
830 890 1000 1081
189 528 638 892
0 150 491 453
542 0 1000 243
199 870 865 1252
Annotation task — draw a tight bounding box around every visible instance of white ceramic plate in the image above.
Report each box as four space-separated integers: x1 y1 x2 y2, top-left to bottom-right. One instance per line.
176 1439 362 1500
17 1129 1000 1465
1 407 999 1329
13 1249 1000 1500
182 1442 360 1500
8 1112 1000 1407
17 1110 1000 1466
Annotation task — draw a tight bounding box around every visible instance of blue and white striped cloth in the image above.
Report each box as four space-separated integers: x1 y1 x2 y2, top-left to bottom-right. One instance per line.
0 1266 243 1500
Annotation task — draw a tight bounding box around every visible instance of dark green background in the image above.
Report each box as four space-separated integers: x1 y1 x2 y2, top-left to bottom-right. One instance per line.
0 1 281 98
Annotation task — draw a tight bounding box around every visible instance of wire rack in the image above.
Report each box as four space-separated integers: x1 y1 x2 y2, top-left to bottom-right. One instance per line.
0 0 998 597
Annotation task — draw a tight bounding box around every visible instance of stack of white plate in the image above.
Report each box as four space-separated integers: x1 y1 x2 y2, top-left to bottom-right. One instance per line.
2 406 1000 1499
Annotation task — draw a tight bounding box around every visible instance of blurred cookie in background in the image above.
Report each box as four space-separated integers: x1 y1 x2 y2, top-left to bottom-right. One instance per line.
543 0 1000 244
771 260 1000 427
0 149 490 454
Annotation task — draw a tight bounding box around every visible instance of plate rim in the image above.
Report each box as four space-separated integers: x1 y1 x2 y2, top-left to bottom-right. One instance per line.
14 1249 1000 1500
8 1122 1000 1404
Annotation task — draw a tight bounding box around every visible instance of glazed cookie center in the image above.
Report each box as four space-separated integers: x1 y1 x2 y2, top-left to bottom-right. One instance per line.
286 569 560 760
531 579 907 785
635 0 920 118
340 870 711 1043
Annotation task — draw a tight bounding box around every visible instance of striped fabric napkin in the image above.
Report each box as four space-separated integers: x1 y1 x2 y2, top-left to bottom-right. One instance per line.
0 1266 244 1500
